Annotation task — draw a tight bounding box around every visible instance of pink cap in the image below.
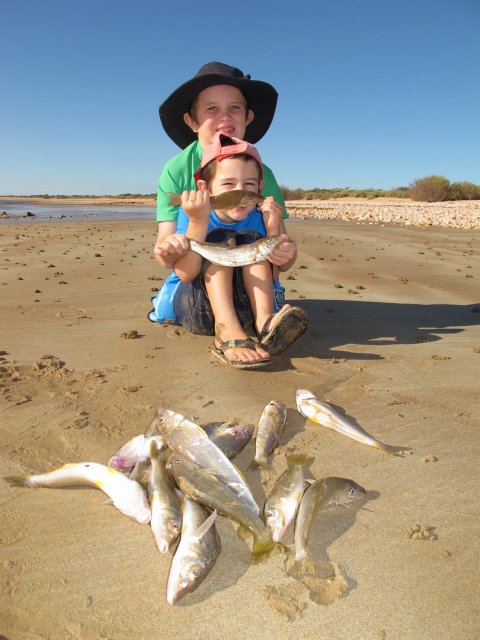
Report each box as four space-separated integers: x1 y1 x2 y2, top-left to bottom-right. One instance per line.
195 133 263 183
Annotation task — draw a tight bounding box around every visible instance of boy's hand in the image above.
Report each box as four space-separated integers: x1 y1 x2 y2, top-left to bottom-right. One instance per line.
268 234 297 270
181 190 211 224
154 233 190 263
259 196 284 235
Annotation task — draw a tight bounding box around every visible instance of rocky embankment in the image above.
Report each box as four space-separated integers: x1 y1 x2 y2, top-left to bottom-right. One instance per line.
286 199 480 229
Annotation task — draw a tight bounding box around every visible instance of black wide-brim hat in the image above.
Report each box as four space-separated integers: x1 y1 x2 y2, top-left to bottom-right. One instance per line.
159 61 278 149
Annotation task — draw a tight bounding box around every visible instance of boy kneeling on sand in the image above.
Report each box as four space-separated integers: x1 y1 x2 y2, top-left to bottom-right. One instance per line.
150 133 308 369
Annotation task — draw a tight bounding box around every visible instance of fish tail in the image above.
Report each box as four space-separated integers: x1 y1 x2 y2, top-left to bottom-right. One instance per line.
286 454 314 467
4 474 32 487
167 192 182 206
376 442 412 456
251 535 276 563
248 456 271 471
290 554 315 577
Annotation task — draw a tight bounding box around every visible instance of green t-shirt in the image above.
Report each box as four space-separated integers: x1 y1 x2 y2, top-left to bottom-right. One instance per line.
156 140 287 222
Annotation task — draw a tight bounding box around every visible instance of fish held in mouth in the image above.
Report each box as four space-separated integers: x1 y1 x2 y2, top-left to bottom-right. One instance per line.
167 189 264 210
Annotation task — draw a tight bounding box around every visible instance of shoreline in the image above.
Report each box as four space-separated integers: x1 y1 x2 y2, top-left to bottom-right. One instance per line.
1 196 479 229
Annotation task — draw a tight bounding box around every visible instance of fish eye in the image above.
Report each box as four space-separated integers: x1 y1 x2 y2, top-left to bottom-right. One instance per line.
266 510 274 519
172 521 181 530
349 487 357 496
191 564 202 578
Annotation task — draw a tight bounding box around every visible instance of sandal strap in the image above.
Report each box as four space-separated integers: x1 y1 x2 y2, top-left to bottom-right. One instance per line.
256 314 275 342
215 336 257 352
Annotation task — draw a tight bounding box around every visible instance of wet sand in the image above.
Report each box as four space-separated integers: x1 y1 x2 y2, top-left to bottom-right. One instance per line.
1 212 479 639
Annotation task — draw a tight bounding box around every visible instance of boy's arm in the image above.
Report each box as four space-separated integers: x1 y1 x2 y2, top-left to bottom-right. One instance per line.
258 197 297 273
171 191 211 283
154 191 211 282
261 163 288 218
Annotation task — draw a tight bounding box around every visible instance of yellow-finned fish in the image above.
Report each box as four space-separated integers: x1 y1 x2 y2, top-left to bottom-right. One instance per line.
167 189 264 210
296 389 411 456
188 234 283 267
264 455 311 542
170 455 274 560
253 400 288 467
294 477 366 571
5 462 151 524
149 442 182 553
166 497 221 605
157 407 259 515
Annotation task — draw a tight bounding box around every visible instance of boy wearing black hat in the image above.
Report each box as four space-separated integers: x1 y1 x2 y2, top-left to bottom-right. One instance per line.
154 62 286 266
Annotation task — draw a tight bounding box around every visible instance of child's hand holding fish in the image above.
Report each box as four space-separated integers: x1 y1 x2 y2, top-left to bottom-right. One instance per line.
180 189 211 226
258 196 297 271
154 232 191 264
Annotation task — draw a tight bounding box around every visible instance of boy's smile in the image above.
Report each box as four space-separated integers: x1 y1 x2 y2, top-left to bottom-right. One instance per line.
183 85 254 148
207 157 263 223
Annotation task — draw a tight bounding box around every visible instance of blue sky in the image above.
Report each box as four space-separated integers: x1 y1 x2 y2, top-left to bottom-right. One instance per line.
1 0 479 195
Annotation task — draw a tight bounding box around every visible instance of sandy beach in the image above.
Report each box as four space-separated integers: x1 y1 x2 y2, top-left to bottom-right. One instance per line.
1 202 479 640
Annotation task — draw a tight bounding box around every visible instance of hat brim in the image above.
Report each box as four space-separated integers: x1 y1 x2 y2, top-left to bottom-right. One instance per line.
159 74 278 149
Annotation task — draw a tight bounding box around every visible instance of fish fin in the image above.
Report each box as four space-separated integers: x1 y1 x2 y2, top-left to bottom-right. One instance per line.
193 510 217 539
167 192 182 206
128 460 141 481
4 474 31 487
237 525 252 543
223 237 237 249
251 538 278 564
286 454 314 468
150 440 159 460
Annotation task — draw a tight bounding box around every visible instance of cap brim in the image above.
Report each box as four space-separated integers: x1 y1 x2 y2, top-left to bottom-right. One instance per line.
159 74 278 149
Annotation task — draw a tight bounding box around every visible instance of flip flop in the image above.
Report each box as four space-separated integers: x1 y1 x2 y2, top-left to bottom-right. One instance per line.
258 306 309 356
209 337 271 370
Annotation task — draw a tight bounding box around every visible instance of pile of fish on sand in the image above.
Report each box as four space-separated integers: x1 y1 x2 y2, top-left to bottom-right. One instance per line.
5 389 410 605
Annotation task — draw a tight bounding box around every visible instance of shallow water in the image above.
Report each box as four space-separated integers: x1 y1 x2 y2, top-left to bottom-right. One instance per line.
0 200 155 223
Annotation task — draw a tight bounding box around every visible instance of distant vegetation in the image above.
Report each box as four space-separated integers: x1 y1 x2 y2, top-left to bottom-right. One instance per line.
27 193 157 199
279 186 410 200
280 176 480 202
7 177 480 202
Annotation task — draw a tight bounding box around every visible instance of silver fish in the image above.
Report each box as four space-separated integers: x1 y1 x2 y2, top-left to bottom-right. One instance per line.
166 497 221 605
189 234 283 267
264 455 311 542
108 433 166 470
253 400 288 467
149 441 182 553
296 389 410 456
157 407 259 515
203 420 255 459
294 477 366 570
170 455 274 560
5 462 151 524
168 189 264 211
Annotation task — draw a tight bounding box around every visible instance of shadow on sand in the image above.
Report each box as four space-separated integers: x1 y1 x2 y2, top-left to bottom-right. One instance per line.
285 299 480 362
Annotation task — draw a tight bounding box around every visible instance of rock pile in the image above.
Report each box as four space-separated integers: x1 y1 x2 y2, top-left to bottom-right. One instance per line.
286 199 480 229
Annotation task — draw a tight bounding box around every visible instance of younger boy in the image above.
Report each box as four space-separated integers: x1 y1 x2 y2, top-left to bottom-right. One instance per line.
150 133 308 369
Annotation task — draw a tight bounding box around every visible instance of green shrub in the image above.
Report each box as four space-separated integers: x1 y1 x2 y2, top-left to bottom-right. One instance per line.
409 175 450 202
448 181 480 200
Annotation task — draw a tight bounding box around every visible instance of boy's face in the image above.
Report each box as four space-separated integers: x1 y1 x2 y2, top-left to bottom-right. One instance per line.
183 85 254 147
200 157 263 223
